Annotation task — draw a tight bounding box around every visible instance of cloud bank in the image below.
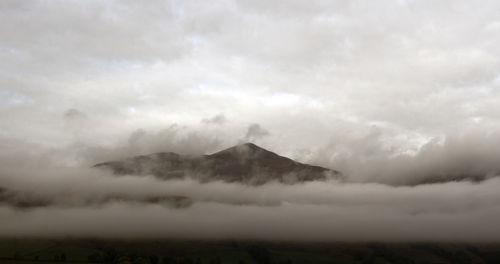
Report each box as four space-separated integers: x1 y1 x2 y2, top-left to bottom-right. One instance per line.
3 172 500 241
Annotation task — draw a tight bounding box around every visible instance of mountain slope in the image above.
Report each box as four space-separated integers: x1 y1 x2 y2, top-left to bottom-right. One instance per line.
94 143 341 184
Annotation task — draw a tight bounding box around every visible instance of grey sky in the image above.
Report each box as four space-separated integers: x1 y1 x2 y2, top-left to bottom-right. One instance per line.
2 0 499 154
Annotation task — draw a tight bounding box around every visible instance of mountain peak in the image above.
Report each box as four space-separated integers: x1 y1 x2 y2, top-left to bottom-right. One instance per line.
209 142 275 159
231 142 268 152
94 142 341 185
240 142 262 149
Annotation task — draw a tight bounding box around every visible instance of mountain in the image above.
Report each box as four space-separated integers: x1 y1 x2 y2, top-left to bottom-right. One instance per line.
0 186 191 209
94 143 341 185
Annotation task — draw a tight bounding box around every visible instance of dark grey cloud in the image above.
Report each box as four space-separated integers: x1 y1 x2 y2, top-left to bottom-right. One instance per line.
244 123 270 141
63 108 86 120
202 114 226 125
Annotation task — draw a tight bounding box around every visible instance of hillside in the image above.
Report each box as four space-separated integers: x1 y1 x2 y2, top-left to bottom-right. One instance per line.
94 143 341 185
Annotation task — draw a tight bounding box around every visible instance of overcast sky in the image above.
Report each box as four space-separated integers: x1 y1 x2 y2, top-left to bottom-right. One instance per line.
2 0 500 240
2 0 500 182
2 0 499 155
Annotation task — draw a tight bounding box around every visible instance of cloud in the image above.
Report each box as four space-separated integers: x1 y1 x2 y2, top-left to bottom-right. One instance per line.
201 114 226 125
1 0 499 158
77 126 224 165
1 137 500 241
244 123 270 141
303 129 500 185
2 162 500 241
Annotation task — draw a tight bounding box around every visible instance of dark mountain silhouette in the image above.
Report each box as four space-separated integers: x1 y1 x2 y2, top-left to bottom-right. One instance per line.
94 143 341 184
0 186 191 209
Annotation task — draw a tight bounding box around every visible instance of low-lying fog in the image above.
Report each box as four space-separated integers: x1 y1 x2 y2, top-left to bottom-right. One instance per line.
2 134 500 241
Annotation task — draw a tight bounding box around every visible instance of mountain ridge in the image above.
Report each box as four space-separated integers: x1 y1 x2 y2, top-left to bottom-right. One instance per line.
94 143 341 185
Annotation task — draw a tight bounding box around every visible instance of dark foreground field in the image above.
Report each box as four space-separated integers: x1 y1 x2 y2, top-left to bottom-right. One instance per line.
1 239 500 264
